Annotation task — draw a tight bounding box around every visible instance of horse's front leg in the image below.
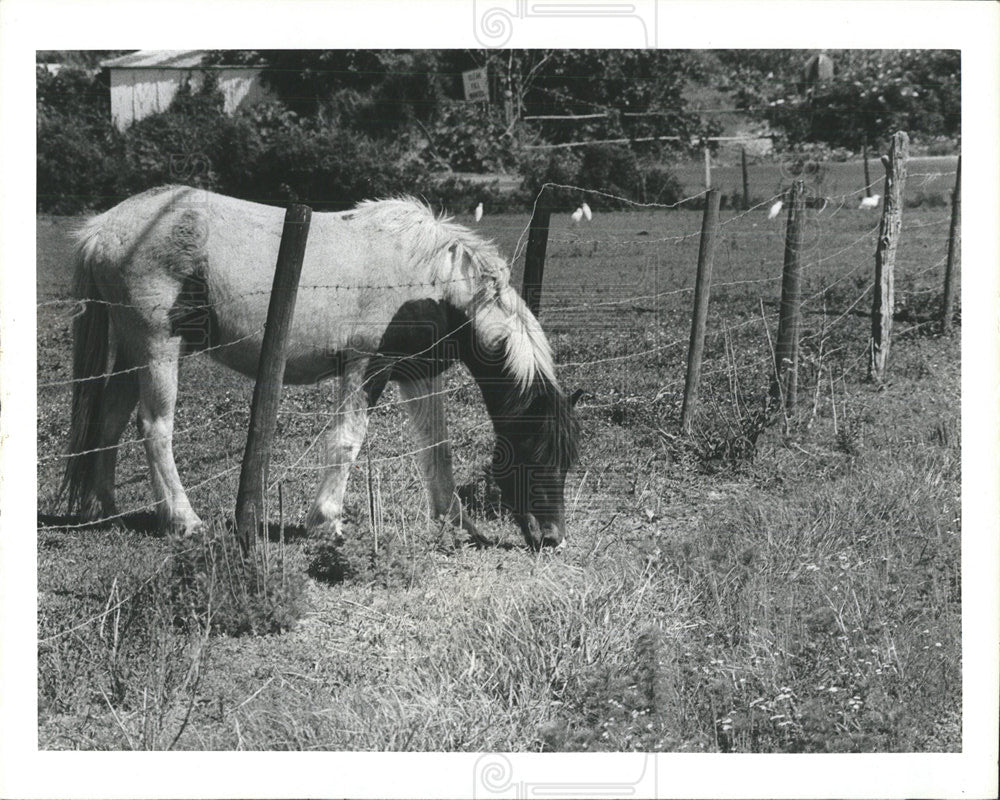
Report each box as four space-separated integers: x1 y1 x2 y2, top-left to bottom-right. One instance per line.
397 373 481 544
305 360 371 537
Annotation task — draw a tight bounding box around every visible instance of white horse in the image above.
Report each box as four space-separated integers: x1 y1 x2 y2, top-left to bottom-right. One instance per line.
62 186 579 549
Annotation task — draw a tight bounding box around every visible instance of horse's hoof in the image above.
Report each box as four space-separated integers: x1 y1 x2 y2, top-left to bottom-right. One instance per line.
307 518 345 543
166 514 204 537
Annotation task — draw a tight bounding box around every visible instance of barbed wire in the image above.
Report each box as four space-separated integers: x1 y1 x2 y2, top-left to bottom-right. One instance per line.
719 192 788 227
283 418 495 474
800 281 875 345
545 284 695 312
903 216 951 230
805 222 882 267
511 182 716 266
548 228 703 249
266 313 480 491
38 325 267 390
896 254 950 292
896 318 943 338
36 277 479 313
38 462 242 532
37 406 247 464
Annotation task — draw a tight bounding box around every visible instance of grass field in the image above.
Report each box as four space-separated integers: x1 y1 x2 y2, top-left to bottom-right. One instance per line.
36 196 960 751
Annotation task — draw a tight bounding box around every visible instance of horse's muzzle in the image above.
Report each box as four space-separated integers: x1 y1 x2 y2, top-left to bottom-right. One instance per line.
521 514 566 551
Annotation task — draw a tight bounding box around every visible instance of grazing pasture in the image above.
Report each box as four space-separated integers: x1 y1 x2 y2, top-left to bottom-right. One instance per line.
673 153 959 209
36 197 960 751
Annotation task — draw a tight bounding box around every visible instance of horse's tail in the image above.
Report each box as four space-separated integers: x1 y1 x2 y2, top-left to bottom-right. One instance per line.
59 219 115 518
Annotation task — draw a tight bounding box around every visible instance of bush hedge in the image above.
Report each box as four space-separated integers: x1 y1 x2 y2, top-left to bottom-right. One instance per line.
518 145 685 211
37 69 685 216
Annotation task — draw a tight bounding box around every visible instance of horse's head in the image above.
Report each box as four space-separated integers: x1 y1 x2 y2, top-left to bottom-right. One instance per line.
491 386 581 550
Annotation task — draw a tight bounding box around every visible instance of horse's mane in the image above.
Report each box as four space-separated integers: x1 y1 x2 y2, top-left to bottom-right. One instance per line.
352 196 509 282
352 197 556 394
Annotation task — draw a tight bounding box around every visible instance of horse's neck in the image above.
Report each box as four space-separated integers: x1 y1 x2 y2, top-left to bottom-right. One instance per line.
465 353 524 425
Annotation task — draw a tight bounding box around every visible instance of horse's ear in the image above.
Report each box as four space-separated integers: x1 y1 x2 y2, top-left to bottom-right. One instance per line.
569 388 585 407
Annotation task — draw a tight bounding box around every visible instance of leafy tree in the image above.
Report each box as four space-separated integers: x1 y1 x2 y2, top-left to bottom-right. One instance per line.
206 49 443 135
36 51 132 71
715 49 959 150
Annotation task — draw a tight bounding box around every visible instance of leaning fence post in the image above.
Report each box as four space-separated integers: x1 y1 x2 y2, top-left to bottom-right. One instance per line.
680 188 721 434
236 204 312 549
522 186 552 317
869 131 908 382
771 179 806 411
703 142 712 190
741 147 751 209
940 154 961 334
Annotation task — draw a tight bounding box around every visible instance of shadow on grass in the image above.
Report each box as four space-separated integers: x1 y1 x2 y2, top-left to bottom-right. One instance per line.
36 510 161 535
36 512 310 543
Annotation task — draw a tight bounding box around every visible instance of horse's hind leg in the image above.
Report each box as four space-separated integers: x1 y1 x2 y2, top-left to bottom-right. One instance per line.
93 361 140 517
397 373 479 542
137 338 202 532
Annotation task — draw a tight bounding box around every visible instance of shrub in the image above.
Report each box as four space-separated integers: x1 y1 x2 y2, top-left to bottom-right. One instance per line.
518 148 584 211
576 144 641 199
517 145 683 211
635 162 685 205
238 123 432 209
168 523 307 637
37 115 125 214
424 104 516 173
305 523 435 589
37 66 125 214
905 191 949 210
419 176 528 217
118 76 235 196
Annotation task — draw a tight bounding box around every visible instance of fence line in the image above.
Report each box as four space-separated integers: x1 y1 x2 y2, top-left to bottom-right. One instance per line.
39 151 959 530
511 182 716 266
36 276 483 313
265 313 481 491
38 406 247 464
38 325 268 389
800 282 875 345
902 216 951 230
285 419 496 474
39 463 243 532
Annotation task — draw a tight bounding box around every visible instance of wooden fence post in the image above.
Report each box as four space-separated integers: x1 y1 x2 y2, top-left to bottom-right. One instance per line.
236 204 312 549
772 179 806 411
680 188 721 434
741 147 751 209
703 142 712 190
869 131 908 382
941 154 961 334
522 186 552 317
863 143 873 197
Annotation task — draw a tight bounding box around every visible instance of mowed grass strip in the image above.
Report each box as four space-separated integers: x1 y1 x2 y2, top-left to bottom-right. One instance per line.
37 205 959 751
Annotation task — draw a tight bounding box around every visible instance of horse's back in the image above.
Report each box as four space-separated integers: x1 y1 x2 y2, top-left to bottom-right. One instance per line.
76 187 484 383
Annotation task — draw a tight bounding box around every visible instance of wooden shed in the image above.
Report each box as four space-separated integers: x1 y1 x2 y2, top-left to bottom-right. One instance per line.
102 50 270 130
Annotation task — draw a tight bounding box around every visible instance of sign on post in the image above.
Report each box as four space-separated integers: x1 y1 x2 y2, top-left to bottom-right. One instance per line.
463 67 489 102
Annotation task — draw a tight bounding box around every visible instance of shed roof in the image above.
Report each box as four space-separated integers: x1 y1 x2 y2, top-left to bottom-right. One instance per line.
101 50 208 69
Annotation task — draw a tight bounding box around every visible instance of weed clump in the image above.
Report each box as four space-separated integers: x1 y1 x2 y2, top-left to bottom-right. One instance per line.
541 627 683 751
168 524 307 637
306 524 433 590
